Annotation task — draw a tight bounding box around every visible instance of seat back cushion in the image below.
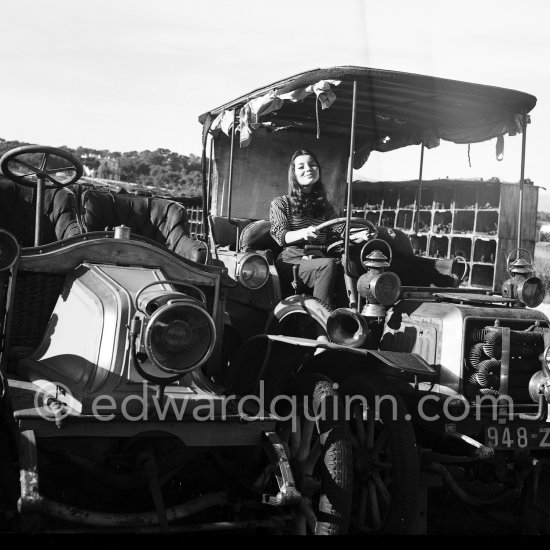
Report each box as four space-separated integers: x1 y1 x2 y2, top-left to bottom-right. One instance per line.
45 187 82 241
81 189 207 263
210 216 255 249
238 220 282 256
392 256 463 287
375 226 414 258
0 177 81 246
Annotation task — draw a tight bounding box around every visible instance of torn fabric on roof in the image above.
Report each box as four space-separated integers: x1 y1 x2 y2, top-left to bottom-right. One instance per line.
496 135 504 161
238 90 284 147
353 130 441 169
279 79 341 107
211 80 342 148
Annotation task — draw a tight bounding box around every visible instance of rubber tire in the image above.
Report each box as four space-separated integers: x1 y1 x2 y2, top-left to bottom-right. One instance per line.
277 373 353 535
341 372 421 534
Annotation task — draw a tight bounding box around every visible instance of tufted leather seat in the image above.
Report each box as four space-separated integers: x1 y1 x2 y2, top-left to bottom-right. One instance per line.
0 176 81 246
80 189 208 264
376 227 463 287
238 219 282 256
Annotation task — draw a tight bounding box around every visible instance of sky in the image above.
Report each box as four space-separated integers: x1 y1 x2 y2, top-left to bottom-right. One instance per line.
1 0 549 188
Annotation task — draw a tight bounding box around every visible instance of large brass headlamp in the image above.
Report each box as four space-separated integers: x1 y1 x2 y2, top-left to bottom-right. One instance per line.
132 281 216 383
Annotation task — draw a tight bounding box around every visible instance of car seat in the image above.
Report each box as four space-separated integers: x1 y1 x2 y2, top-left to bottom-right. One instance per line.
375 226 464 287
80 189 208 264
209 216 257 250
0 176 81 246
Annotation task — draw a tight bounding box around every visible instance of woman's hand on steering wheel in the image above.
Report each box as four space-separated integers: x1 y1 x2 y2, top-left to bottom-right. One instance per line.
301 226 320 243
348 229 372 244
311 217 378 255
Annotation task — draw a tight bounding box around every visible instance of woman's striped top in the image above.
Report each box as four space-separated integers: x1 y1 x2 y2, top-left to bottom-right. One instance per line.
269 195 342 246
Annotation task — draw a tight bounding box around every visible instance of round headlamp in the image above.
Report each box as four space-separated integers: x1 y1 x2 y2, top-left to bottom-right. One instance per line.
236 253 270 290
0 229 20 271
143 301 216 375
541 344 550 378
529 370 547 403
516 276 546 308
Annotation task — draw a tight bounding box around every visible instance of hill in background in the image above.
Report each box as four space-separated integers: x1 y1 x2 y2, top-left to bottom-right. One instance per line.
2 137 547 216
0 138 203 198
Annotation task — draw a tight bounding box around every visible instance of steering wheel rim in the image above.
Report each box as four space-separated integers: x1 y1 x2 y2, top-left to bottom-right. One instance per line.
314 217 378 254
0 145 83 189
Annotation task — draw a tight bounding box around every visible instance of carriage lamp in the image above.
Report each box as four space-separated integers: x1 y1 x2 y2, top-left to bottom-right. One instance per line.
236 252 270 290
0 229 20 271
502 256 545 308
357 250 402 317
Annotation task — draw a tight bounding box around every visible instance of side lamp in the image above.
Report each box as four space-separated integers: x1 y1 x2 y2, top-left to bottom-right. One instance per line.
502 248 545 308
357 250 401 318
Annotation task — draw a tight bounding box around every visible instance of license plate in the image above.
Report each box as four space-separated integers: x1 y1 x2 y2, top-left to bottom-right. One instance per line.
485 424 550 450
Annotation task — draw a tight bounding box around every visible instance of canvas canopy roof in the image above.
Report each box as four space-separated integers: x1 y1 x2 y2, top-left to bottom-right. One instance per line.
199 66 537 169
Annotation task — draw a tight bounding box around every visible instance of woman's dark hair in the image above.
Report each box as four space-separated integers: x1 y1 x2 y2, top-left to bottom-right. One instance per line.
287 149 329 216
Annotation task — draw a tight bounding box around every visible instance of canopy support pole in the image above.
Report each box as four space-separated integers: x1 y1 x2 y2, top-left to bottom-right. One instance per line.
207 138 213 215
206 137 219 259
414 141 425 234
517 113 528 254
200 112 216 244
225 110 236 219
225 110 243 246
344 81 358 310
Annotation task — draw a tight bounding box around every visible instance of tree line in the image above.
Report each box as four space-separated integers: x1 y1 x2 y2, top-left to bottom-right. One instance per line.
0 138 203 198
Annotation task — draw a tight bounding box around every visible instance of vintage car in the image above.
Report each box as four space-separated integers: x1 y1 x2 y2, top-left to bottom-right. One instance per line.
198 66 550 534
0 146 352 534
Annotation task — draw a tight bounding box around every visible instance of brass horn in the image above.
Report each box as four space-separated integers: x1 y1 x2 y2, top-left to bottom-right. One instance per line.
327 308 369 348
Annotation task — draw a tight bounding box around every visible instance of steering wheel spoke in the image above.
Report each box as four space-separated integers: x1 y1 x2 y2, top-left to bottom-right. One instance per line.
39 153 49 171
12 171 37 180
45 165 77 174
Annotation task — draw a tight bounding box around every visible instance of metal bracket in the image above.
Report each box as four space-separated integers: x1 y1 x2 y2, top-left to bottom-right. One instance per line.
137 451 169 530
17 429 43 514
445 424 494 459
520 392 549 421
261 432 301 506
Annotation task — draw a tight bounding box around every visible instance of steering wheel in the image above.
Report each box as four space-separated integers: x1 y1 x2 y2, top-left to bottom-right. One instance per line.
313 217 378 255
0 145 83 189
